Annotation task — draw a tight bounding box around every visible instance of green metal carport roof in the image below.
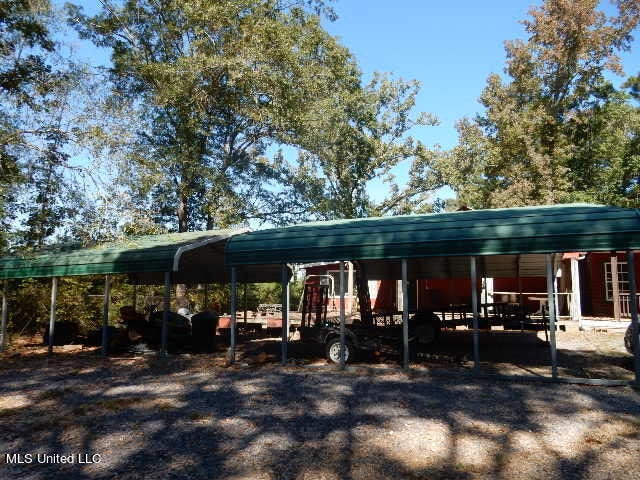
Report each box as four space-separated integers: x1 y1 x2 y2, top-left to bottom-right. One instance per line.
225 204 640 266
0 228 283 283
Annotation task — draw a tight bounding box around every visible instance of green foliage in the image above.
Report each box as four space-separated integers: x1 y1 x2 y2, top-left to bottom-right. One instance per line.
4 275 184 346
0 0 55 251
0 0 54 102
68 0 357 231
624 72 640 100
180 280 302 315
246 283 282 309
7 276 104 338
0 1 108 252
55 276 104 333
6 278 51 336
422 0 640 209
280 72 436 220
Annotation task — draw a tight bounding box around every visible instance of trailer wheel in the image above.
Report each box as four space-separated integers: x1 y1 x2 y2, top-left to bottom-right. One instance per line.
326 337 352 364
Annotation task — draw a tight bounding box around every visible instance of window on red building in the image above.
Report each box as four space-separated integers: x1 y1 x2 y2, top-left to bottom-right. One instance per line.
604 261 629 301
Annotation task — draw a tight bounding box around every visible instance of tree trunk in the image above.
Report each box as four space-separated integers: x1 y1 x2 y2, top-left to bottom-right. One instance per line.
177 192 189 233
176 190 189 309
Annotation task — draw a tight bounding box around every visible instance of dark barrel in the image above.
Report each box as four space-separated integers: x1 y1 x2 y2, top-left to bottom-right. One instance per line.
191 311 219 353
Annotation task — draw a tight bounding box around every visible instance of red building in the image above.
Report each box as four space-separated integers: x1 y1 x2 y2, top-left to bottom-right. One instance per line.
579 252 640 318
303 252 640 320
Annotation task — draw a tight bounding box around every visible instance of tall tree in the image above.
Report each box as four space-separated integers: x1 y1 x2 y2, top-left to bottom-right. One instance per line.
419 0 640 209
280 72 436 221
0 0 96 250
69 0 356 232
0 0 55 250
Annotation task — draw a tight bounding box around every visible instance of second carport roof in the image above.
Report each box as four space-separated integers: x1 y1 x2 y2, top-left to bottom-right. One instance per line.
225 203 640 265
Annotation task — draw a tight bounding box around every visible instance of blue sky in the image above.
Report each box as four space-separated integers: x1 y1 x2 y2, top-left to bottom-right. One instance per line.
323 1 638 150
320 1 639 202
325 1 534 151
64 1 639 204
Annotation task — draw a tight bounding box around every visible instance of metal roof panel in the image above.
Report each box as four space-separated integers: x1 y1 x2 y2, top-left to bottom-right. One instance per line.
225 204 640 265
0 229 246 279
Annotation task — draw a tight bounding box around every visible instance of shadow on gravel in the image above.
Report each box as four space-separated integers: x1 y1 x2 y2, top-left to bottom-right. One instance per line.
0 354 639 479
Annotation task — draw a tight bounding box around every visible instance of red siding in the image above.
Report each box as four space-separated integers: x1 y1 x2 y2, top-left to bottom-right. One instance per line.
305 263 356 311
417 278 474 309
374 278 481 311
372 280 397 312
586 252 640 317
493 277 547 312
303 254 640 318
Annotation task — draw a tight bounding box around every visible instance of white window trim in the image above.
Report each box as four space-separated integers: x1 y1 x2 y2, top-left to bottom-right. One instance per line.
604 261 629 302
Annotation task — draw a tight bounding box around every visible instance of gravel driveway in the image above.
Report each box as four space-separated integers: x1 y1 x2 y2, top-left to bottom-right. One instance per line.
0 355 639 480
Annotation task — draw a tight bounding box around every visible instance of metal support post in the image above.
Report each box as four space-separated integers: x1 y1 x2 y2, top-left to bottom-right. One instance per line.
611 254 621 321
546 254 558 378
626 251 639 385
229 266 237 364
48 277 58 355
161 272 170 356
470 257 480 371
101 275 111 357
570 257 582 329
401 259 409 369
281 265 289 365
0 279 8 353
339 261 346 369
244 283 248 323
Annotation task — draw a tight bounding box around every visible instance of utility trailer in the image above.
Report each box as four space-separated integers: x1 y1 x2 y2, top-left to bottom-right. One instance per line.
298 262 441 363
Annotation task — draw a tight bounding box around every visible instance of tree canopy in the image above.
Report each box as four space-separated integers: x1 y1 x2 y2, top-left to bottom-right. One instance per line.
68 0 365 232
0 0 100 250
1 0 639 249
280 72 436 220
416 0 640 209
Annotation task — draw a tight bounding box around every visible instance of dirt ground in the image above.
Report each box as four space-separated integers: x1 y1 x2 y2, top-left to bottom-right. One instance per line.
0 331 639 480
3 322 636 380
268 323 634 381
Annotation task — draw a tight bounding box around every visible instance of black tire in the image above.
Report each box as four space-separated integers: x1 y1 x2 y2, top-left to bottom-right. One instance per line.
325 337 353 364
